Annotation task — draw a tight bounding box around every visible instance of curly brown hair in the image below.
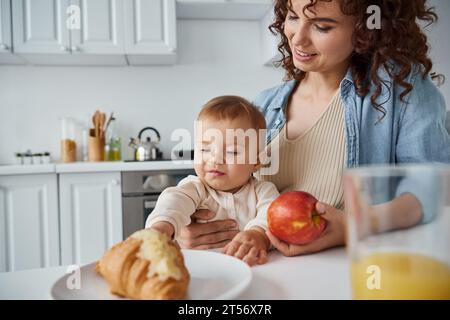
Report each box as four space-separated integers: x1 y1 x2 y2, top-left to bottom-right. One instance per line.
270 0 443 119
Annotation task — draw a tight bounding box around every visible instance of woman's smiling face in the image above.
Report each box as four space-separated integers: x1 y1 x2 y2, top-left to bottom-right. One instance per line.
284 0 356 74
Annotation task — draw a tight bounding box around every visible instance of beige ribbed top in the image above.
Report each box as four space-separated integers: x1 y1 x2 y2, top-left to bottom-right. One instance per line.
258 90 346 209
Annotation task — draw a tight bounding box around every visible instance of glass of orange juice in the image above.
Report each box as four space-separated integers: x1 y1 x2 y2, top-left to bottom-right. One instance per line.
344 164 450 300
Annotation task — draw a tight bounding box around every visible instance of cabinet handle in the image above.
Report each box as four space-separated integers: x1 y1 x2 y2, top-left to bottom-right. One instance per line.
71 46 81 52
0 43 10 50
60 46 69 52
111 179 120 186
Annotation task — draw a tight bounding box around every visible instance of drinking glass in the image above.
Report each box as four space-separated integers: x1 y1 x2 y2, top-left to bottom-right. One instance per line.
344 164 450 300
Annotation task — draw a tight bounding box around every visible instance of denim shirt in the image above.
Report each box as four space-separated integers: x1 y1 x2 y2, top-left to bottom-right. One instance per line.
253 66 450 222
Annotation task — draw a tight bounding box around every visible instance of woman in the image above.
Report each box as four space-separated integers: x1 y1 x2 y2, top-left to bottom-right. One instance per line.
177 0 450 257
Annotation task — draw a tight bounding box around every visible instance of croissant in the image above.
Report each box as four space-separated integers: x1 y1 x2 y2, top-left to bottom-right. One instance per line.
95 229 190 300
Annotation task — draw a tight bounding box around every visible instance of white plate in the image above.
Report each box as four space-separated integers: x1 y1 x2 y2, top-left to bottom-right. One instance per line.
51 249 252 300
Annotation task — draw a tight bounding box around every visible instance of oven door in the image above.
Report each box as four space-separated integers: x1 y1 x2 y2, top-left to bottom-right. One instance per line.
122 194 159 239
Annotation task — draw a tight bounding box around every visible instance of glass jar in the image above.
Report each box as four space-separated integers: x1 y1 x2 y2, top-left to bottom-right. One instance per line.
61 117 77 163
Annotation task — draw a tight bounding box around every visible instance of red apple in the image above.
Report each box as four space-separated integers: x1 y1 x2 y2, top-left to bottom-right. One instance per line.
268 191 327 245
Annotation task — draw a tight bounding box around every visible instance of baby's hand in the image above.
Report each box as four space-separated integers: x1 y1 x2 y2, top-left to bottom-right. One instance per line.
222 228 270 266
149 221 175 239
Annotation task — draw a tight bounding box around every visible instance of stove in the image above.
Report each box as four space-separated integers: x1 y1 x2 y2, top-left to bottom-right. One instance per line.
124 149 194 162
121 168 195 238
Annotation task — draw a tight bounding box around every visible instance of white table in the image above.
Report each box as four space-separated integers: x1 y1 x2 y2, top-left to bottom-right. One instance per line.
0 247 351 300
239 247 351 299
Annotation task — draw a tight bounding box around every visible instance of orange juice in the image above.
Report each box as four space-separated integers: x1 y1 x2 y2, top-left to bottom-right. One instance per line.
351 252 450 299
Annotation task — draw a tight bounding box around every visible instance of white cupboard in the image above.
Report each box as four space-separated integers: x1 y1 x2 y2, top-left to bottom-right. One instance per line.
4 0 275 65
68 0 127 65
0 0 25 64
12 0 71 55
59 172 123 266
0 0 12 53
260 6 280 66
10 0 177 65
71 0 125 54
12 0 127 65
0 174 60 272
124 0 177 65
176 0 272 20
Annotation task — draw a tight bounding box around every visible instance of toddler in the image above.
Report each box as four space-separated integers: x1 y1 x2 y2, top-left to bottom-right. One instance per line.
146 95 279 266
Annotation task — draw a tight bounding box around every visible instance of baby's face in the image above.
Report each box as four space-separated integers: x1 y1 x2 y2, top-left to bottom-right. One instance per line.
194 117 262 193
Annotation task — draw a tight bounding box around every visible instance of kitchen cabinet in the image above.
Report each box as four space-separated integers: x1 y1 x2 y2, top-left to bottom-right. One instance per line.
12 0 71 55
176 0 272 20
0 0 12 53
10 0 176 65
124 0 177 65
68 0 126 65
59 172 123 266
0 0 25 64
0 174 60 272
260 6 280 66
71 0 124 54
12 0 126 65
177 0 277 64
6 0 274 66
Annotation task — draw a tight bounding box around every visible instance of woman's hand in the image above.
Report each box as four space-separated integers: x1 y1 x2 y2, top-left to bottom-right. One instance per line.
223 227 270 266
176 209 239 250
266 202 346 257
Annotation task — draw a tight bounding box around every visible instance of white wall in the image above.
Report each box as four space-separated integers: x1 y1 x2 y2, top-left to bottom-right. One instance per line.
1 1 449 165
425 0 450 105
0 20 283 164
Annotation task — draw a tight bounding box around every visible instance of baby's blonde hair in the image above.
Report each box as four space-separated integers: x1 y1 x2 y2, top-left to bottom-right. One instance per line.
197 95 266 131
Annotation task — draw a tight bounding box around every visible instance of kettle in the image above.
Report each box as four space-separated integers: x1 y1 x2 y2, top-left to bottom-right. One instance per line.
129 127 162 161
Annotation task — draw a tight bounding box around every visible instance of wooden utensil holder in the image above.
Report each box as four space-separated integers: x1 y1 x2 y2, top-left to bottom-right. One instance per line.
88 129 105 162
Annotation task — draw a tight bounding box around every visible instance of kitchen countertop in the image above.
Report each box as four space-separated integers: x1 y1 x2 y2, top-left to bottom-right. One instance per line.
0 164 56 175
0 248 351 300
0 160 194 176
